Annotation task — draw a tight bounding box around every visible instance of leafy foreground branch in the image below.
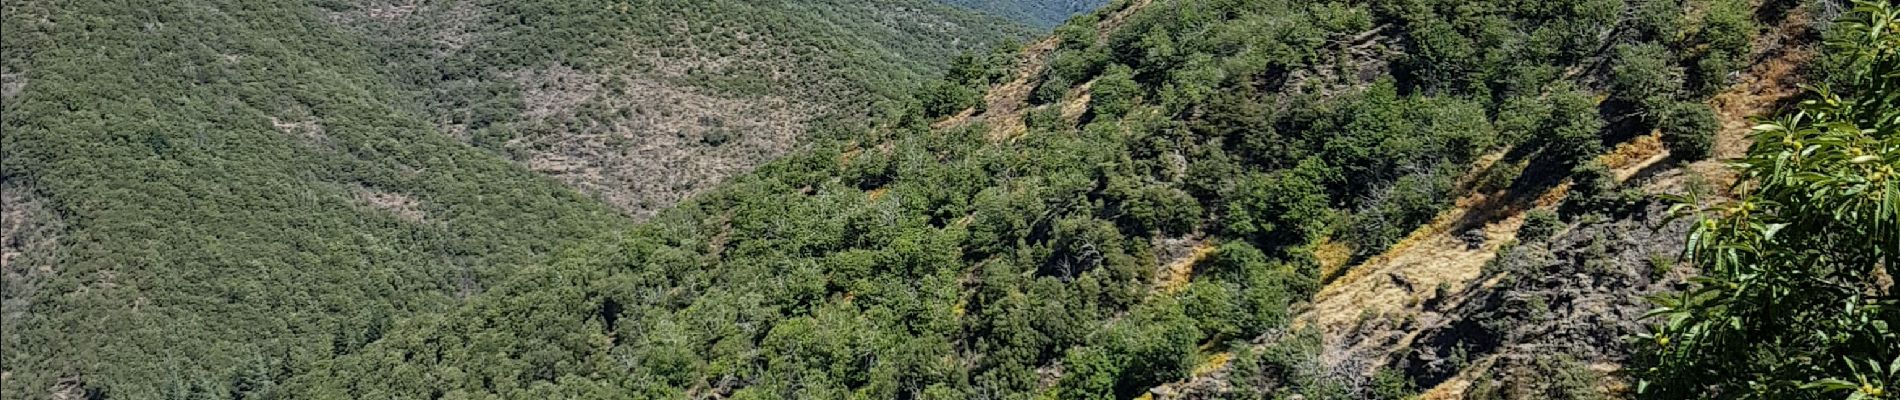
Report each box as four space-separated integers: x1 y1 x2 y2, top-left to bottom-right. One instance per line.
1639 1 1900 398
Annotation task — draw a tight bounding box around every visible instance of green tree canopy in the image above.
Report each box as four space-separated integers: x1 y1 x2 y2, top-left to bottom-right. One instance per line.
1639 2 1900 397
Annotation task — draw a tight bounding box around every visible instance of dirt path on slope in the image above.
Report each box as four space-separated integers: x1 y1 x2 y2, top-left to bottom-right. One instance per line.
932 0 1154 141
1668 12 1815 194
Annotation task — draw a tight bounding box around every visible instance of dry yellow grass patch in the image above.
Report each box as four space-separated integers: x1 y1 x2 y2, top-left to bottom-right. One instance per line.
836 144 863 167
1298 190 1535 336
983 36 1062 142
1061 80 1097 123
957 0 1154 142
1600 132 1670 181
931 107 979 131
1313 238 1354 284
1155 242 1216 294
1416 355 1499 400
1193 352 1233 377
1536 182 1574 208
1696 25 1811 185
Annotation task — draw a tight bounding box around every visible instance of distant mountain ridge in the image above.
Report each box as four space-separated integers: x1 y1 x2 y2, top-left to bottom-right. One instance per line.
935 0 1109 27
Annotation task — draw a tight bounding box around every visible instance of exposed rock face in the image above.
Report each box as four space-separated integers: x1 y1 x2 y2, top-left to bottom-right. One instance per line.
1396 200 1693 398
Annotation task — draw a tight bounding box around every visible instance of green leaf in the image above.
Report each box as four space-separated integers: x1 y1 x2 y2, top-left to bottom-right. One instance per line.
1803 378 1859 392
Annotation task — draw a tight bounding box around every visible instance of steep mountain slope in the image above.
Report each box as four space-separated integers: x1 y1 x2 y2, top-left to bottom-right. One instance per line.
5 0 1867 399
936 0 1111 27
268 0 1801 399
0 0 1031 398
1383 12 1822 399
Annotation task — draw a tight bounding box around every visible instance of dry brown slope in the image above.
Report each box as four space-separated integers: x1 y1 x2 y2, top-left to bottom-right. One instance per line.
1365 11 1817 400
1137 8 1817 398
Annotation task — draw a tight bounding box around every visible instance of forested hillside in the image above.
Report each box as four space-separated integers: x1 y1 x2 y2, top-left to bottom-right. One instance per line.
5 0 1891 399
0 0 1033 398
265 0 1884 398
936 0 1109 27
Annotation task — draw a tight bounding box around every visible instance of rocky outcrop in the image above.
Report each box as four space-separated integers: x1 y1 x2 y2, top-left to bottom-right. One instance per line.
1398 200 1693 398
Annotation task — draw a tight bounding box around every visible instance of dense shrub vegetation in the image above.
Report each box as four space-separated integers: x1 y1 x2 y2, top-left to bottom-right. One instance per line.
269 0 1771 397
1659 101 1721 161
0 0 1027 398
10 0 1882 398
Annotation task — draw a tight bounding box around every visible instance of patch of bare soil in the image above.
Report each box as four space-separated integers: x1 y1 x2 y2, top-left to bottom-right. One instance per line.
268 112 329 147
352 184 428 222
325 0 481 57
1 71 24 101
1153 237 1212 294
975 35 1062 142
1690 9 1815 191
507 64 813 219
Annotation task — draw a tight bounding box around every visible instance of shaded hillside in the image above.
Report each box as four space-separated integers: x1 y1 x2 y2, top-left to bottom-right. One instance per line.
0 0 1028 398
937 0 1110 27
0 1 632 398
